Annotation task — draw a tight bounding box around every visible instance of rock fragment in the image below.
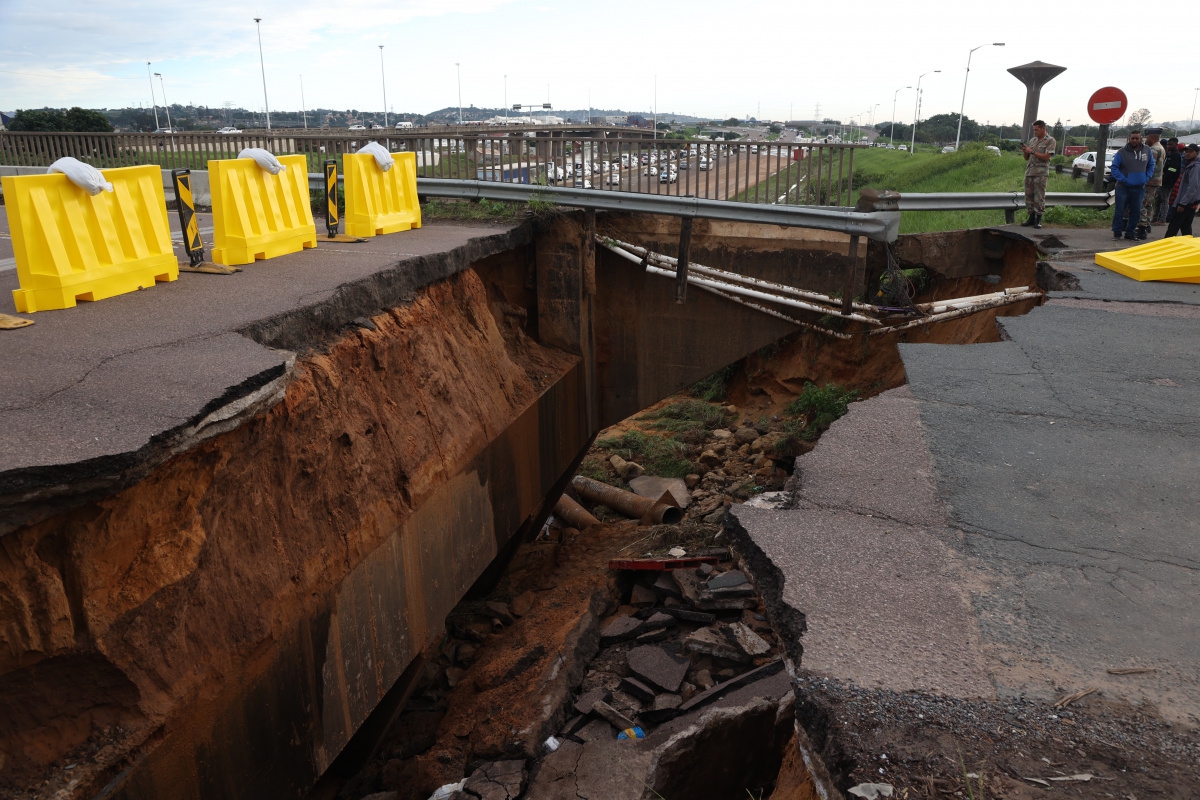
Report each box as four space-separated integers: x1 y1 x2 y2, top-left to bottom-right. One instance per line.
627 644 690 693
460 759 528 800
683 627 750 663
629 584 657 607
729 622 771 657
573 687 613 717
510 591 534 618
619 676 657 703
485 601 515 625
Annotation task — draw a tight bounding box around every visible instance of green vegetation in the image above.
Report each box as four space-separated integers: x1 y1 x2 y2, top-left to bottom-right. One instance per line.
420 198 528 222
637 400 729 433
593 430 692 478
688 364 738 402
849 144 1108 233
7 107 113 132
784 382 859 440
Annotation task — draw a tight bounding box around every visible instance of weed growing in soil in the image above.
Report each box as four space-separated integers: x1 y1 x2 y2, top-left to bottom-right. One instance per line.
578 455 611 484
785 382 859 440
638 400 730 433
594 430 692 478
688 364 738 402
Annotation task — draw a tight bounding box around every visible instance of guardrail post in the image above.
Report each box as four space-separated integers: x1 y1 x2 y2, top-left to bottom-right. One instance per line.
842 234 860 315
583 208 597 297
1093 123 1110 194
1004 208 1016 224
675 217 694 304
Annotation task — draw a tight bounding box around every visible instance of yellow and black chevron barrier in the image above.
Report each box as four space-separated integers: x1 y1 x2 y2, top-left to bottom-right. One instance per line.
171 169 240 275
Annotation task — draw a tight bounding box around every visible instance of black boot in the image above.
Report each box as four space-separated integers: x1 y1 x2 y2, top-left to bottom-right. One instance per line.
1033 215 1043 229
1020 212 1036 227
1136 226 1148 240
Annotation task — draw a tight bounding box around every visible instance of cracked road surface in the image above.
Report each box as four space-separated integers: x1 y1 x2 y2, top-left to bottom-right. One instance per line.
737 230 1200 726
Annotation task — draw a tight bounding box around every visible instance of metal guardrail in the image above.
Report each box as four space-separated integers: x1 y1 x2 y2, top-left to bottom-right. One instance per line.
895 191 1114 211
0 130 861 208
414 179 900 242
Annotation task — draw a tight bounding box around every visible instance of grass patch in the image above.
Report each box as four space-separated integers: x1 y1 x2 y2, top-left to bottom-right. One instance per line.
784 382 859 440
420 198 526 222
688 364 738 402
637 400 729 432
593 430 692 478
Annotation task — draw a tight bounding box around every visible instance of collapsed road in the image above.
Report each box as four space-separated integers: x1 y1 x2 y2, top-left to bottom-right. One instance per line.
4 198 1196 800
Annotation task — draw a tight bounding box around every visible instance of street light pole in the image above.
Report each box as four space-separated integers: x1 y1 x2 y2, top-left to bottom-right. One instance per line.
154 73 172 131
1191 87 1199 133
504 74 507 125
956 43 1004 152
456 63 462 125
379 46 388 130
300 75 308 130
891 86 910 147
911 70 940 154
146 62 160 130
253 18 271 131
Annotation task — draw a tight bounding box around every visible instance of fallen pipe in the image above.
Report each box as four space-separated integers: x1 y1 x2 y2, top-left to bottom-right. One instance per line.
554 493 601 530
602 236 880 314
571 475 683 525
869 292 1041 336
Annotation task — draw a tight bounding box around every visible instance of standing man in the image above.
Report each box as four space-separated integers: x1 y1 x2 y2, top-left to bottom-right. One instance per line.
1158 137 1182 223
1021 120 1056 229
1110 130 1155 241
1164 143 1199 237
1137 127 1167 238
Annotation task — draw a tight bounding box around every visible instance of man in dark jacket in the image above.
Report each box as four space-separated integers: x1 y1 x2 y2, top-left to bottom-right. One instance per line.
1110 130 1155 240
1164 143 1199 237
1156 137 1182 223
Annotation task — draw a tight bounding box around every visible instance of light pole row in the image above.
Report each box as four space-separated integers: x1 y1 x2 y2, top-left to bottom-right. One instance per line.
955 43 1004 152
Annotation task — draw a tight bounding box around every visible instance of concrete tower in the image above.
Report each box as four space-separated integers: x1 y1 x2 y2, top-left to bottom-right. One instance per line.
1008 61 1067 140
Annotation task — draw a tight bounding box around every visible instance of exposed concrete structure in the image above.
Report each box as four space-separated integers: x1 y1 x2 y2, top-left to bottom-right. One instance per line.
1007 60 1067 141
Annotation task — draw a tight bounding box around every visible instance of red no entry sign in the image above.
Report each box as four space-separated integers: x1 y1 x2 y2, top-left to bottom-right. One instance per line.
1087 87 1128 125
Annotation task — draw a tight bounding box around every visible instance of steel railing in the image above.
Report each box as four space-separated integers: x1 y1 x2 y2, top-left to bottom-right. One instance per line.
0 130 861 208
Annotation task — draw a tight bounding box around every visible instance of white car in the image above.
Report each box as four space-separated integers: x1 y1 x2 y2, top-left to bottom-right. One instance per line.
573 177 593 189
985 145 1001 155
898 144 908 151
699 159 710 171
1072 150 1116 178
348 124 366 131
395 121 413 129
606 172 621 185
216 126 242 134
941 146 956 154
659 170 677 184
643 166 658 176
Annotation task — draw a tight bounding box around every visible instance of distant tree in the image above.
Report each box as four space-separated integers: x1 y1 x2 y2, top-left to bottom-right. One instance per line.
63 107 113 132
1128 108 1152 128
724 131 741 140
768 124 781 134
1052 119 1064 143
723 117 740 126
656 121 671 130
8 109 62 131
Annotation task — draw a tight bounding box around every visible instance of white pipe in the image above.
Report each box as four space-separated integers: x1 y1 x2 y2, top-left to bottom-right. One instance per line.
870 292 1040 336
601 236 878 313
917 286 1030 313
700 284 854 339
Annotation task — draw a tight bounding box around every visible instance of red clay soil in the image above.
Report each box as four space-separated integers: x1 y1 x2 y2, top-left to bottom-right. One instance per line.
0 268 577 798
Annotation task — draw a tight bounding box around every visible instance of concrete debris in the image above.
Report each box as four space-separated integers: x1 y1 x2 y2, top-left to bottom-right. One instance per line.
683 626 751 663
591 700 636 732
672 569 756 611
677 659 785 714
848 783 895 799
635 627 671 644
667 546 686 558
599 614 642 644
618 676 657 703
627 644 690 692
510 591 534 618
693 669 714 689
702 507 727 524
642 612 674 631
573 687 613 717
457 760 528 800
640 692 683 724
706 570 749 590
629 584 657 607
650 573 682 599
573 718 615 742
729 622 771 657
697 562 714 576
658 606 716 625
628 476 692 508
485 601 514 625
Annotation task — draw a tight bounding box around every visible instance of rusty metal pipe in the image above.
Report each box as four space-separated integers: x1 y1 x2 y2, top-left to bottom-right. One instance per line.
571 476 682 525
554 493 601 530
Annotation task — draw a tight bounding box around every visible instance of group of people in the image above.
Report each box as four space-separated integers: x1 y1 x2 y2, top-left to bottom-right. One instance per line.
1020 120 1199 239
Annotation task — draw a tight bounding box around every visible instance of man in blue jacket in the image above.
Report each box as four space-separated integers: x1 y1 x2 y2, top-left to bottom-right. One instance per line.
1110 130 1155 240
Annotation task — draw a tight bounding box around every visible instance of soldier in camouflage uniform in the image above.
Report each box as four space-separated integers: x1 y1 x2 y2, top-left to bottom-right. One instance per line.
1021 120 1056 228
1138 127 1166 238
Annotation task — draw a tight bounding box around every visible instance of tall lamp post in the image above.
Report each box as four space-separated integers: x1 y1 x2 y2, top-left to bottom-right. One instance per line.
1191 87 1199 133
253 18 271 131
146 62 161 131
504 75 508 125
456 62 462 125
890 86 910 147
955 42 1004 152
379 46 388 130
154 73 172 132
300 75 308 130
911 70 940 154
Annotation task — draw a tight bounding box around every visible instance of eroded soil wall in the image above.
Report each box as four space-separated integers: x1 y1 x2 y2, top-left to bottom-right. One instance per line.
0 267 584 800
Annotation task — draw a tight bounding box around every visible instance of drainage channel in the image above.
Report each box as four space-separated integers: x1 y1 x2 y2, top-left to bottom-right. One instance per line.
308 248 1054 800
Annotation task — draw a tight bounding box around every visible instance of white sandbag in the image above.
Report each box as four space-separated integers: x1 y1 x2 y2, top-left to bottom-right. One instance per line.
47 157 112 196
358 141 394 171
237 147 286 174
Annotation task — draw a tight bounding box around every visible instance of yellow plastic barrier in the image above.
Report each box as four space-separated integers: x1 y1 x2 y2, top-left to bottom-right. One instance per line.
3 165 177 313
1095 237 1200 283
343 151 422 238
209 153 317 265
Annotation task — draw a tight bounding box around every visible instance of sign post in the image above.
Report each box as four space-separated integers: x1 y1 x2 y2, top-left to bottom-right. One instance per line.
1087 87 1128 193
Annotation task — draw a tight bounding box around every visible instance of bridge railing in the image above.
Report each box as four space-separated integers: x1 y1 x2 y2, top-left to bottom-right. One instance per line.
0 130 860 208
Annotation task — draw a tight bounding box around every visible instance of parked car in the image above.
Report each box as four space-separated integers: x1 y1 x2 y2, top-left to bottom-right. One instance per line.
678 159 688 169
643 166 658 176
573 177 593 189
216 126 242 134
897 144 908 151
941 145 956 153
1072 150 1116 178
606 172 621 185
659 170 677 184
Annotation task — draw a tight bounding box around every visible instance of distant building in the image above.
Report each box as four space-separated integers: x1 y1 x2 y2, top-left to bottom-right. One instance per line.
604 115 627 125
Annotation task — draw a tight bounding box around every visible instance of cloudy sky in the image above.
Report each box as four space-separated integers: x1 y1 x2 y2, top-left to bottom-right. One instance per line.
2 0 1193 127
